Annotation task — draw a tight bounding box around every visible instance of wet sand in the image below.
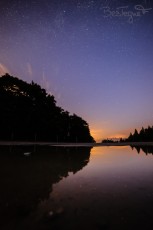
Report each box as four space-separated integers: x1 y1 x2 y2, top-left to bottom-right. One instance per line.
0 141 153 147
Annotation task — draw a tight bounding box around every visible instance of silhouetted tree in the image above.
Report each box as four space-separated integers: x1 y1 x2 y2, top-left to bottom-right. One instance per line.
126 126 153 142
133 129 139 141
0 74 95 142
127 133 133 142
139 127 145 141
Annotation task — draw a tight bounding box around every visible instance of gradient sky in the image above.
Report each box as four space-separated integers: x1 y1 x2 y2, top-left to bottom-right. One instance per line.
0 0 153 142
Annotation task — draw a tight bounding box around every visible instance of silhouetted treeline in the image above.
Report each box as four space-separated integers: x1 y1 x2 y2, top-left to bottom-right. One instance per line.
102 139 118 143
126 126 153 142
102 138 125 143
0 74 95 142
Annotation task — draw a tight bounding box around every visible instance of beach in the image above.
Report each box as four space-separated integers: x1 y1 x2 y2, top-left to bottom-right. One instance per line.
0 141 153 147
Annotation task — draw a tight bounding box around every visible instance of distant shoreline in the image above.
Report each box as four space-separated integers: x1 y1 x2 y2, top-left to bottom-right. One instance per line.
0 141 153 147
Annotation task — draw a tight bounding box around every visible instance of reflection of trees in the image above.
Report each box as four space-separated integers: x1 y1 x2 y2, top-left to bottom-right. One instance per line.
131 145 153 155
0 146 91 229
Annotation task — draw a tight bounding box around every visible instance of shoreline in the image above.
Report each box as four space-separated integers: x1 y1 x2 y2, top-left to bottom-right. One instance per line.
0 141 153 147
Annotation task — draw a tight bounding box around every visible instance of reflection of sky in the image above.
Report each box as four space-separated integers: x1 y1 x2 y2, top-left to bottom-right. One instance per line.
52 146 153 191
89 146 153 176
0 0 153 141
50 146 153 229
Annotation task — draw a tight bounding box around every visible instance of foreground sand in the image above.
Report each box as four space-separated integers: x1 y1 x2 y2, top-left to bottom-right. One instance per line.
0 141 153 146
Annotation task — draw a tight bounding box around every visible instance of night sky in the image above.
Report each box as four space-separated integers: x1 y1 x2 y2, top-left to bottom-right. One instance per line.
0 0 153 142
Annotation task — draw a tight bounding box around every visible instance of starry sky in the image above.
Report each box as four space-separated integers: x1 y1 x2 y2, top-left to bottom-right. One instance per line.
0 0 153 142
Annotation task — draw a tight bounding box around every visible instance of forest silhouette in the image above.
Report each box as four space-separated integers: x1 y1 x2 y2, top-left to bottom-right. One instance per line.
126 126 153 142
0 74 95 142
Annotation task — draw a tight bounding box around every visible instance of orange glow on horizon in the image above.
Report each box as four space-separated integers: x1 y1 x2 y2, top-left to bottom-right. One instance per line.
90 128 104 143
108 134 127 139
90 126 132 142
90 122 152 143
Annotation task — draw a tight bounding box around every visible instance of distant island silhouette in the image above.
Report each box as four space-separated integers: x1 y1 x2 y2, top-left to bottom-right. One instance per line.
0 74 95 143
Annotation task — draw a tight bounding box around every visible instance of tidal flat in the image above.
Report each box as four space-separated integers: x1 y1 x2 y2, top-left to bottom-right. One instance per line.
0 145 153 230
